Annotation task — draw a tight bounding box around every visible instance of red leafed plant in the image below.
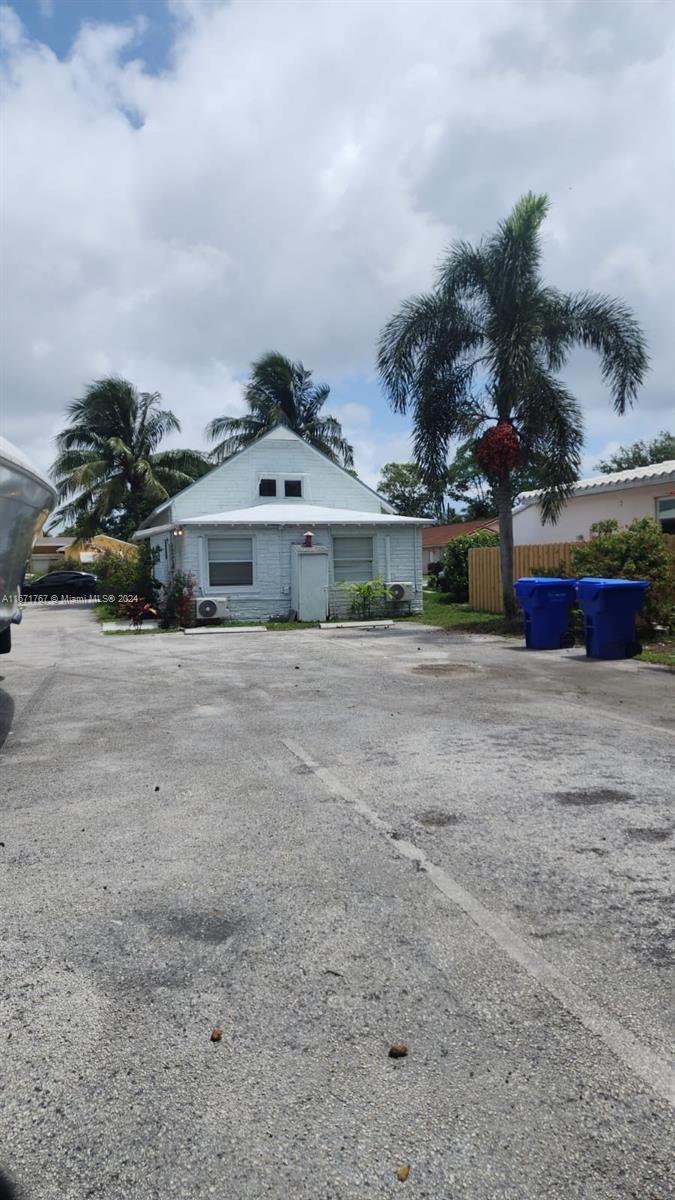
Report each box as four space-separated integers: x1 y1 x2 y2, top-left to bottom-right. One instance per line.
125 598 158 629
475 420 522 479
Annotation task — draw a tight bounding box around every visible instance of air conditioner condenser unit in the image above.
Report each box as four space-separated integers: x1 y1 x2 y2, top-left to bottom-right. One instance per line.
387 582 415 603
194 597 231 620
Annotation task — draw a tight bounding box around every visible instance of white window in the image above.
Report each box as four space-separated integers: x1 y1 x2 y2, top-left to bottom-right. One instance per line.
333 536 374 582
208 537 253 587
656 496 675 534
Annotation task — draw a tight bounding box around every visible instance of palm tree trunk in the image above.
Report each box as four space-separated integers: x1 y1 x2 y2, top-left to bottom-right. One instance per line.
494 479 516 618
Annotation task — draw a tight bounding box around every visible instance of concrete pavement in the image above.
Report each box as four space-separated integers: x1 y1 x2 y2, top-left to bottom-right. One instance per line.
0 605 673 1199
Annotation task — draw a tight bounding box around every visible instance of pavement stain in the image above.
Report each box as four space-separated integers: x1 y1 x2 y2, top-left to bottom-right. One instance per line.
553 788 635 807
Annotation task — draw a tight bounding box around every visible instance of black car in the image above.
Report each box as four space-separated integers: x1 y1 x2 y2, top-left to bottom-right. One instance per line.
22 569 98 600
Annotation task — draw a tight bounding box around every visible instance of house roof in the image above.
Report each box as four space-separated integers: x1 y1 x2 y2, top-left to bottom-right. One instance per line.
135 503 433 538
516 459 675 510
137 424 396 530
422 518 499 548
33 536 75 550
181 503 432 527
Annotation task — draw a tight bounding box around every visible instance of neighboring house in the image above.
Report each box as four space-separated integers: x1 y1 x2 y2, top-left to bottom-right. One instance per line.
422 518 499 573
512 460 675 544
134 425 431 621
29 533 136 575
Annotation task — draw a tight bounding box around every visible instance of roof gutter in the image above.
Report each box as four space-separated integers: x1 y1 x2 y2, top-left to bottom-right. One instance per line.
132 523 176 541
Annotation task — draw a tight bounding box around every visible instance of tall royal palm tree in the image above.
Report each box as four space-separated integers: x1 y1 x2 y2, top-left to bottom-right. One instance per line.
51 377 211 540
206 351 354 468
377 193 648 615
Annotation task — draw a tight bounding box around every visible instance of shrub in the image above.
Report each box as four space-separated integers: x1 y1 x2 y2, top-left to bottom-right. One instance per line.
158 570 196 629
441 529 499 602
570 517 675 630
94 542 160 613
338 577 388 619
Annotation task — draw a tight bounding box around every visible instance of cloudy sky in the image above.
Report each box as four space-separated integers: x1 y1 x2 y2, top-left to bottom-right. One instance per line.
1 0 673 489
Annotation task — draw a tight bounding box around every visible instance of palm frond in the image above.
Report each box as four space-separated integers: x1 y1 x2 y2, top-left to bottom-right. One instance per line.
554 291 649 413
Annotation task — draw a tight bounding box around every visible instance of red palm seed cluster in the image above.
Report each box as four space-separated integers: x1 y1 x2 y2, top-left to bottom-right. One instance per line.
476 420 522 479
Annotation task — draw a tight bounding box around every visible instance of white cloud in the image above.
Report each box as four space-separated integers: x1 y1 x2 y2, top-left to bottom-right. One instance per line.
0 0 673 485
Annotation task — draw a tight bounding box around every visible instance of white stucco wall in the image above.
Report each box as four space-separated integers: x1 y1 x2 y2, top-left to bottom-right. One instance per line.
512 482 673 545
176 523 422 620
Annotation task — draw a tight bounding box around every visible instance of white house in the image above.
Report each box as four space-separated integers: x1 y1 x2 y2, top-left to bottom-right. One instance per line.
512 460 675 544
134 425 430 621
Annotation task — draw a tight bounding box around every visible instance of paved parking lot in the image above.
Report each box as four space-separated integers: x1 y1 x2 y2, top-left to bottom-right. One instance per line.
1 605 673 1199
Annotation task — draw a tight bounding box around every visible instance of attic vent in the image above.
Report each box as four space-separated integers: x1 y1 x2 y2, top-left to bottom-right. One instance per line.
259 478 276 497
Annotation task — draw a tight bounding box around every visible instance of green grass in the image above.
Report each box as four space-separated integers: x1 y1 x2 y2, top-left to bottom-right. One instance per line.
638 639 675 669
404 589 523 635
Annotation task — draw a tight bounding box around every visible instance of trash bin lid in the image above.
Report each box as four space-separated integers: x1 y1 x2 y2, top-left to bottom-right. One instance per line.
576 577 650 590
515 577 576 586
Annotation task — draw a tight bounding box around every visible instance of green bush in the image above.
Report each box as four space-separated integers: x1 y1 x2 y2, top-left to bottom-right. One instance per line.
94 543 160 613
570 517 675 630
441 529 499 602
338 577 388 619
158 570 196 629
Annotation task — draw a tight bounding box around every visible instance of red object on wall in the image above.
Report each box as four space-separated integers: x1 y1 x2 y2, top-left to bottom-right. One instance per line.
303 531 314 547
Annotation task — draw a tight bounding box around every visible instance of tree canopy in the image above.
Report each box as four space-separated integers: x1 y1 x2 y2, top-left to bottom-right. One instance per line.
206 351 353 468
377 192 648 614
50 377 210 540
595 431 674 474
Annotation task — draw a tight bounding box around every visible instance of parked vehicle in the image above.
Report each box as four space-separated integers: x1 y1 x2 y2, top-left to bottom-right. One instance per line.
0 436 57 654
21 570 98 601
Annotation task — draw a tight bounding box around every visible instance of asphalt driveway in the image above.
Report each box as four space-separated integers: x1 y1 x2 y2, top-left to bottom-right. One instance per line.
1 606 673 1199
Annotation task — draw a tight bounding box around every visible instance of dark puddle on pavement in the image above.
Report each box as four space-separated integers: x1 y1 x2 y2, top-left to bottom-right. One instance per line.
412 663 479 676
417 809 464 828
554 788 634 807
164 909 240 944
624 826 672 843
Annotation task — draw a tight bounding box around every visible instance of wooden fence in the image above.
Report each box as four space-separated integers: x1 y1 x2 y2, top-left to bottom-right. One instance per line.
469 542 577 613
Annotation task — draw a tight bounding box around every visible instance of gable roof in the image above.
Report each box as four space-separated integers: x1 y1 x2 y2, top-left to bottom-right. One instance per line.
423 518 499 548
137 424 395 530
515 459 675 511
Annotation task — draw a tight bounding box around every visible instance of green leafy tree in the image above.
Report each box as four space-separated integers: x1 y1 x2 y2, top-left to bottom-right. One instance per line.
446 438 554 519
51 378 210 540
595 431 675 474
439 528 499 603
377 462 436 516
206 351 354 468
377 193 648 616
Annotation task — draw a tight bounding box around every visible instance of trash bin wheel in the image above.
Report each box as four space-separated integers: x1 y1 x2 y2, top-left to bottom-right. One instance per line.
626 640 642 658
559 631 575 649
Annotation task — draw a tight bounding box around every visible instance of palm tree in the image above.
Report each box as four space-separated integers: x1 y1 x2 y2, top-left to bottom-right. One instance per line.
51 377 211 540
377 193 648 616
206 351 354 468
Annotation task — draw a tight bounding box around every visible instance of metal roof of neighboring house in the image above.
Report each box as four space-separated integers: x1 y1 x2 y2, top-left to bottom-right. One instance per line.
135 503 433 538
422 518 499 547
33 536 76 549
515 460 675 509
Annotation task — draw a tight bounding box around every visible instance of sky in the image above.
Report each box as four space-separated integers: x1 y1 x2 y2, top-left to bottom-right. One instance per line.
1 0 673 492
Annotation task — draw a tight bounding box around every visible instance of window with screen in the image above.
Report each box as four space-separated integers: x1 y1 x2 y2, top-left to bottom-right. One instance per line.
208 537 254 586
284 479 302 497
657 496 675 534
259 478 276 497
333 536 373 582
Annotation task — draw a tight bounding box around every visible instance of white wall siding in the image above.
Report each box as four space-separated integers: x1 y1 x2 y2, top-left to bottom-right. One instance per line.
512 482 672 545
171 430 387 521
178 523 423 621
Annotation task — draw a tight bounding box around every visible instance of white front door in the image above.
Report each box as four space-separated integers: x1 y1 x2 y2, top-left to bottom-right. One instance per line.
297 551 328 621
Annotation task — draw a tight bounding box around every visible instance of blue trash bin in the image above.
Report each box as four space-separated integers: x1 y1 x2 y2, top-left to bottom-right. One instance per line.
514 577 578 650
575 578 650 660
